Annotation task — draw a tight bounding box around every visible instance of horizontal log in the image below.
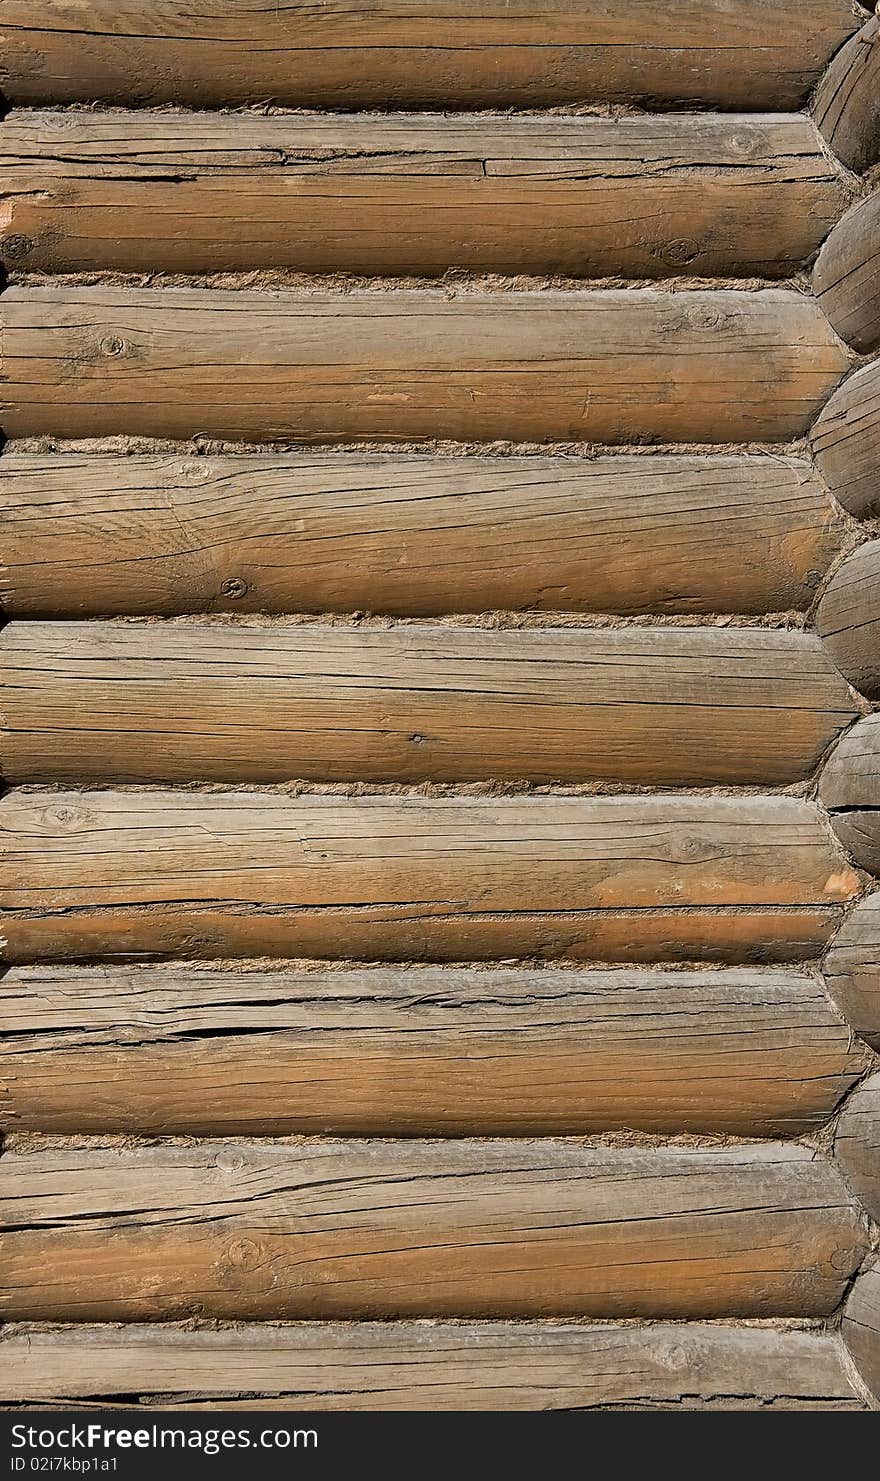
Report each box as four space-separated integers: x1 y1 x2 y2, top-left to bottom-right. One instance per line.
0 451 842 620
0 621 857 787
823 893 880 1050
843 1264 880 1407
0 1321 865 1410
2 964 864 1138
0 790 860 965
0 110 849 279
835 1071 880 1223
0 1140 866 1321
819 714 880 875
813 194 880 355
810 360 880 519
812 15 880 173
816 539 880 698
0 286 851 444
0 2 863 110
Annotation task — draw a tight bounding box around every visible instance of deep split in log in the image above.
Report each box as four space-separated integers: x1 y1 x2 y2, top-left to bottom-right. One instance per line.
0 789 861 965
0 963 866 1138
0 110 851 279
820 715 880 875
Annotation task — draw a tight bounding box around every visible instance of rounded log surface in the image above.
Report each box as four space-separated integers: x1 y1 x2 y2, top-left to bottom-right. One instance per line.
823 893 880 1049
834 1071 880 1222
814 193 880 354
820 716 880 875
817 540 880 698
811 360 880 518
842 1263 880 1407
813 15 880 173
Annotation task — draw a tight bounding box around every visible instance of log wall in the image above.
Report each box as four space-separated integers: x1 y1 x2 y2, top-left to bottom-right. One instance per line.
3 0 880 1414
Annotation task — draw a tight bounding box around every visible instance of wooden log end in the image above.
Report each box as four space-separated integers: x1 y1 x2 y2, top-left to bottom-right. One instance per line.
814 193 880 354
824 893 880 1049
835 1071 880 1222
817 540 880 698
842 1263 880 1408
811 360 880 517
813 15 880 172
820 716 880 873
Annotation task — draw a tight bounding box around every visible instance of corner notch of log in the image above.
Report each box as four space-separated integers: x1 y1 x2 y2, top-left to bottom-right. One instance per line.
842 1261 880 1408
820 715 880 874
817 539 880 698
813 14 880 173
810 360 880 518
823 892 880 1049
814 193 880 354
834 1071 880 1223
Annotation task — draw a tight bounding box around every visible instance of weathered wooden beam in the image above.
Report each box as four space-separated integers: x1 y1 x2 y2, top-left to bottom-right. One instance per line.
0 286 852 444
823 893 880 1051
820 715 880 875
0 1140 866 1321
0 2 864 110
813 15 880 174
813 193 880 355
816 539 880 699
0 620 857 787
1 963 864 1138
0 111 850 279
0 1320 865 1409
0 451 842 620
811 360 880 520
0 789 860 965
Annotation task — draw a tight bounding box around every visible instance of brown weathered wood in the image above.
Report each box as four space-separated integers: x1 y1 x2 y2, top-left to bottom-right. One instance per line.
0 1320 864 1410
0 1140 866 1321
0 452 842 620
810 361 880 520
0 3 864 111
820 715 880 875
835 1071 880 1223
817 540 880 699
0 621 857 788
0 790 860 965
0 286 852 444
823 893 880 1050
813 194 880 355
0 111 850 279
842 1263 880 1407
812 15 880 174
2 964 864 1138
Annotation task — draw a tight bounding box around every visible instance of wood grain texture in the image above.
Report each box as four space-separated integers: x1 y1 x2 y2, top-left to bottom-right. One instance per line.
1 964 864 1138
0 1140 866 1321
0 790 860 966
0 621 857 788
0 110 850 279
834 1071 880 1223
0 2 863 110
0 286 852 444
0 452 843 620
810 360 880 519
813 193 880 355
812 15 880 174
817 540 880 699
842 1263 880 1406
820 714 880 875
0 1321 864 1410
823 893 880 1050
